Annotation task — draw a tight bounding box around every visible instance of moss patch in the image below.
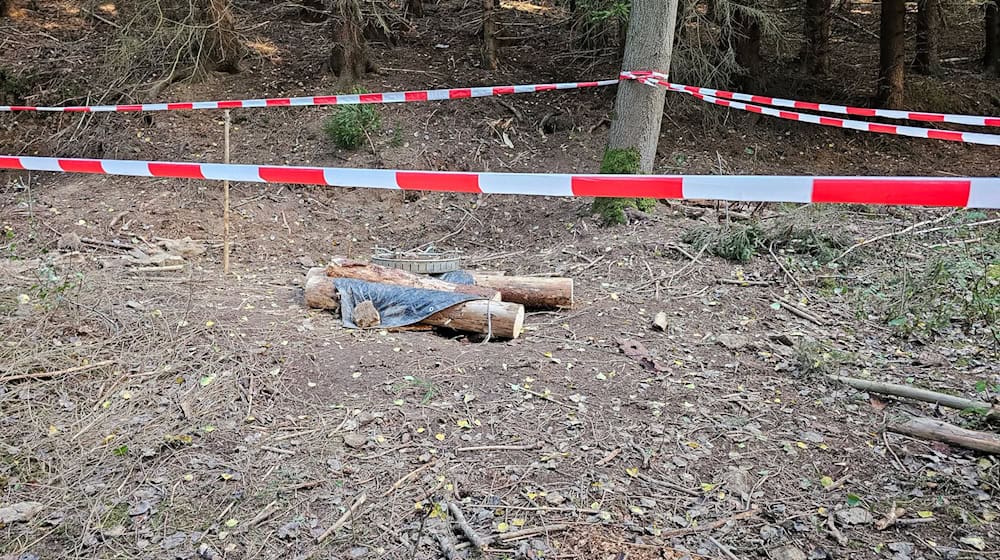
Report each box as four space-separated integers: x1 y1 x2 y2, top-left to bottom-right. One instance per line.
592 148 655 225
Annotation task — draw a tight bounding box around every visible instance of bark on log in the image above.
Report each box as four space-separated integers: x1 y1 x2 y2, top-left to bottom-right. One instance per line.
303 275 524 338
322 260 501 300
470 274 573 309
305 272 340 311
828 375 1000 421
889 417 1000 454
423 299 524 339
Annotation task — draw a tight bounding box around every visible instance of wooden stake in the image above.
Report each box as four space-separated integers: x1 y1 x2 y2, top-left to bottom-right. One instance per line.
223 109 231 274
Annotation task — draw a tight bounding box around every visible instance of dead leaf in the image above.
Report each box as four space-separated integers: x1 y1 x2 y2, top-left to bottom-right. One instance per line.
616 339 667 373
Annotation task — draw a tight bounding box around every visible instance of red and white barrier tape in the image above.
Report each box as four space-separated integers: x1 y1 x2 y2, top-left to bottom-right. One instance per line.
0 79 619 113
623 71 1000 128
1 155 997 208
627 73 1000 147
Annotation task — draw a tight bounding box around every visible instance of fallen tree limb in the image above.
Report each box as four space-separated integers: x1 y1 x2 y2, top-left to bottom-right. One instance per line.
659 509 756 538
1 360 114 383
469 273 573 309
888 417 1000 454
323 260 500 300
828 375 1000 420
448 502 488 551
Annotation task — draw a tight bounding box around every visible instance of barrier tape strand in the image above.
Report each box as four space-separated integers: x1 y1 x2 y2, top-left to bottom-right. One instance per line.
1 155 997 208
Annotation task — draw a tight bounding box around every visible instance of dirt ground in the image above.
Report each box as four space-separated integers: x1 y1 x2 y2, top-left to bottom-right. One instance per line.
2 0 1000 559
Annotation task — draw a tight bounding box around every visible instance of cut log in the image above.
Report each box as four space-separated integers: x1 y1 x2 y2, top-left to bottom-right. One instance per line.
828 375 1000 421
303 275 524 339
324 259 500 300
305 272 340 311
470 274 573 309
888 417 1000 454
423 299 524 339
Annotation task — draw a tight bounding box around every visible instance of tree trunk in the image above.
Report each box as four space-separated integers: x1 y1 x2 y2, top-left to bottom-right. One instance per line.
731 9 763 91
482 0 499 70
802 0 832 75
201 0 243 74
592 0 680 225
329 0 370 87
987 0 1000 75
877 0 906 108
404 0 422 18
913 0 941 75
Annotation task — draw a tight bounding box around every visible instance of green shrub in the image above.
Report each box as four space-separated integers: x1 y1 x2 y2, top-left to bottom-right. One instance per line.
323 89 381 150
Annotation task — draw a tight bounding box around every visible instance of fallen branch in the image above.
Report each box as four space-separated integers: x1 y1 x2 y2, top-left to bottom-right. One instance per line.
381 461 435 497
455 443 538 453
315 493 367 543
1 360 113 383
638 474 700 497
828 375 1000 420
834 211 955 262
448 502 488 550
888 417 1000 454
494 523 570 542
773 295 825 325
659 509 756 537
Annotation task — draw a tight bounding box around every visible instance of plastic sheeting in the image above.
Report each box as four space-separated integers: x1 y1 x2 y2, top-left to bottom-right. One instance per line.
437 270 475 285
334 278 481 329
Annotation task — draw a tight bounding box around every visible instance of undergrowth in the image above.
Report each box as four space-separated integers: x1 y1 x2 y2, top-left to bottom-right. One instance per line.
681 221 849 265
323 88 381 150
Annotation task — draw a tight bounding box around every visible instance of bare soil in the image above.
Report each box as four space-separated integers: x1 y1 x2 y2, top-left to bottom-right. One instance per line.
1 1 999 559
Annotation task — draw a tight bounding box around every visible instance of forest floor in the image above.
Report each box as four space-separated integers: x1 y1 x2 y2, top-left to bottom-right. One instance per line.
2 1 1000 559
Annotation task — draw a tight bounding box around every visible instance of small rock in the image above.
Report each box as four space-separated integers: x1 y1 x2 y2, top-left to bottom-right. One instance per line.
276 521 301 540
0 501 44 524
101 525 126 538
297 256 316 268
357 411 378 426
353 300 381 328
769 545 807 560
652 312 669 331
57 232 83 251
835 507 873 526
958 536 986 551
800 431 825 444
349 546 368 558
160 532 187 550
128 500 153 516
759 525 785 542
343 433 367 449
543 492 565 505
197 543 218 560
716 333 749 350
888 542 914 558
159 237 205 259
